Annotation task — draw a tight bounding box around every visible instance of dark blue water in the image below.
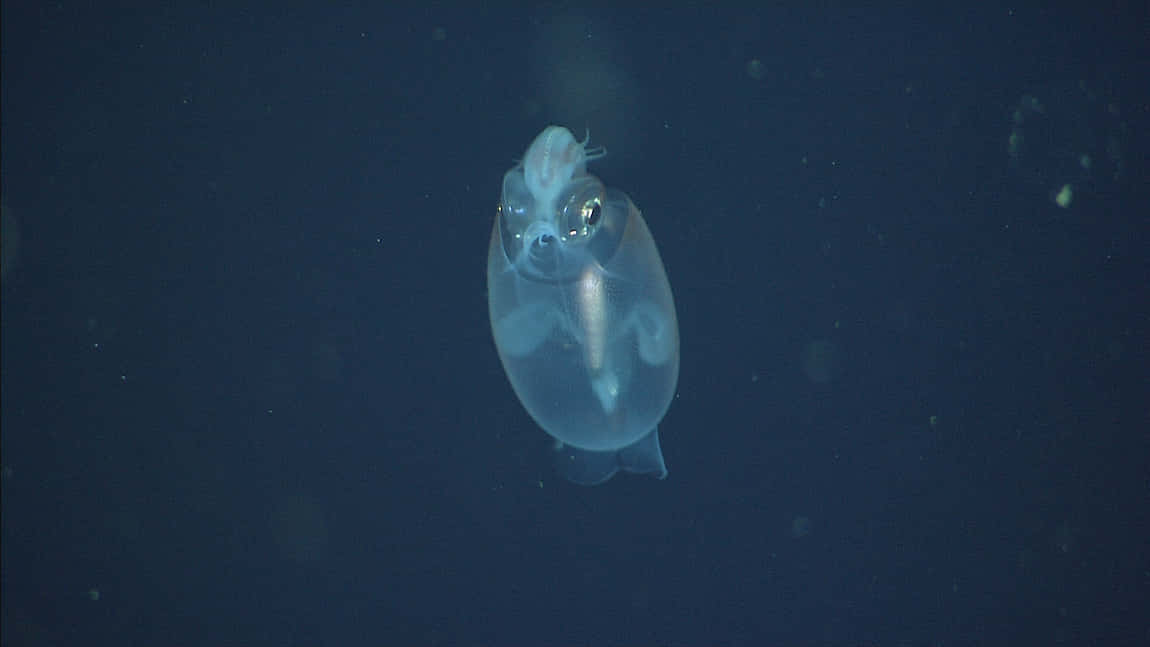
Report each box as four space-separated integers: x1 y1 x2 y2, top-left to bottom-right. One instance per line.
2 5 1147 645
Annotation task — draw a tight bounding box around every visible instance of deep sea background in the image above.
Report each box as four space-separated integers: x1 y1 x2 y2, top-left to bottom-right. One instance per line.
2 4 1148 646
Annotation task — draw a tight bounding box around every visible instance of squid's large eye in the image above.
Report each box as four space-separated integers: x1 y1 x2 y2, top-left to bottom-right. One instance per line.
559 176 605 238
